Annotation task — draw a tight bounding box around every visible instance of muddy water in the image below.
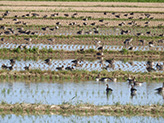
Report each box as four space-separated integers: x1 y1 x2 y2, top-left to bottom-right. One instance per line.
0 114 164 123
0 81 164 105
0 43 163 51
0 59 163 73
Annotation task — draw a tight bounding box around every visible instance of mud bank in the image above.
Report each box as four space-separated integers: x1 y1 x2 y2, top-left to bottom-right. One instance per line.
0 70 164 82
0 103 164 117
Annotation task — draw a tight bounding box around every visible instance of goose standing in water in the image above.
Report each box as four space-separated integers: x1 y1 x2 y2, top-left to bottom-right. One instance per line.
45 58 52 65
146 66 156 72
71 59 83 67
10 59 15 66
8 64 14 70
56 65 65 70
24 64 31 71
65 66 74 71
156 63 163 71
106 84 113 92
1 64 8 69
106 84 113 99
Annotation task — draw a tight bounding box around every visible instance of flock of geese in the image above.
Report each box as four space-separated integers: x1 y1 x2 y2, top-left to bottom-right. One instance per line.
0 11 164 93
1 58 84 71
105 79 164 99
1 44 163 72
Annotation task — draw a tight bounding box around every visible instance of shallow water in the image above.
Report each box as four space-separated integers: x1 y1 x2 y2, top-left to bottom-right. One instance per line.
0 59 163 73
0 43 163 51
0 81 164 105
0 114 164 123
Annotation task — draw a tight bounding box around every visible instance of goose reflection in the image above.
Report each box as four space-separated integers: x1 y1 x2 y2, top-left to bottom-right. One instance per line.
130 85 137 99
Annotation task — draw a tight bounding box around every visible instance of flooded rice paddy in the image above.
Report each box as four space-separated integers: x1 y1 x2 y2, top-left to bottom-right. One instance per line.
1 43 164 51
0 1 164 122
0 81 164 105
1 114 164 123
0 59 163 73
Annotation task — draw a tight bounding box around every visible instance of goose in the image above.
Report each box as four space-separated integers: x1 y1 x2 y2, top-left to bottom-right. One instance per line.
127 77 135 85
133 77 143 86
124 38 133 46
10 59 15 65
128 46 135 50
106 58 115 65
96 52 104 56
104 12 107 15
24 64 31 71
71 59 83 64
147 61 154 67
97 45 104 51
106 84 113 92
1 64 8 69
56 66 64 70
65 66 74 71
146 66 156 72
95 74 109 82
139 40 145 45
45 58 52 65
156 63 163 71
149 41 154 47
100 77 110 82
8 65 14 70
155 82 164 94
95 74 101 81
109 78 117 82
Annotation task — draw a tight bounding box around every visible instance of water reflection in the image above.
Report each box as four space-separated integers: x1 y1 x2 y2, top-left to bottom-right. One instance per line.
0 81 164 105
0 114 164 123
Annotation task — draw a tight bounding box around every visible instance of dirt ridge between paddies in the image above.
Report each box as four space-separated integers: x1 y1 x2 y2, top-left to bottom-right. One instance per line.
0 48 163 59
0 103 164 117
1 69 164 82
0 6 163 12
1 2 164 7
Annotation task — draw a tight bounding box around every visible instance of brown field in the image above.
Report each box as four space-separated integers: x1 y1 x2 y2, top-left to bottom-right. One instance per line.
1 1 164 7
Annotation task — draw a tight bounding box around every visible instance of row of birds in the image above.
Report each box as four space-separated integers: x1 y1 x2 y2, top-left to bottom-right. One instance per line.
105 77 164 98
1 11 161 27
1 58 84 71
93 40 164 72
0 11 155 19
1 57 163 73
1 59 31 71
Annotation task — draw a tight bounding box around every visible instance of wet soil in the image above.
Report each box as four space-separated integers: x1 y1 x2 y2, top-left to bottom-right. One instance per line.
0 103 164 116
